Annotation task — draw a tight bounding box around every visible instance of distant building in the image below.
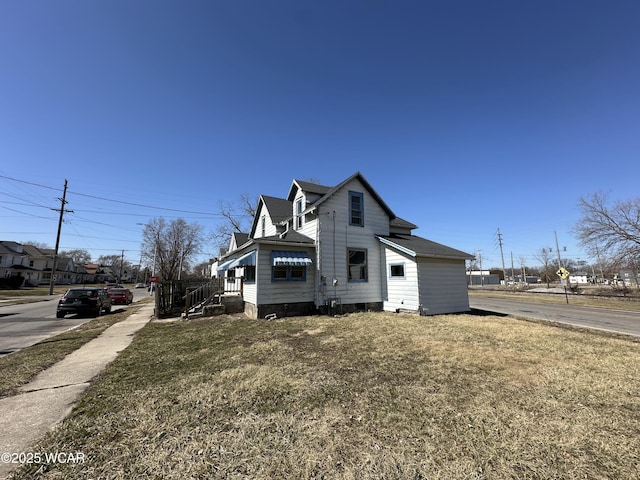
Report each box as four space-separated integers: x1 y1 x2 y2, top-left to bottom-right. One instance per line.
466 270 501 285
568 272 591 284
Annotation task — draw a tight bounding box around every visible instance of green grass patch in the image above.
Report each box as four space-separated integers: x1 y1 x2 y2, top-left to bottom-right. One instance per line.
0 298 153 398
11 310 640 479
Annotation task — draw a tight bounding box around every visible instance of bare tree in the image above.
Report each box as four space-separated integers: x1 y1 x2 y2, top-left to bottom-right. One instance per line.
97 254 133 282
535 248 556 287
61 248 92 264
211 193 257 252
189 260 212 279
574 192 640 264
22 241 52 251
140 218 204 281
97 254 124 269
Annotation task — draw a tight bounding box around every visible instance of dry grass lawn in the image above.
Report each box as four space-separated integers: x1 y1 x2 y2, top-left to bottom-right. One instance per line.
0 299 153 398
11 310 640 479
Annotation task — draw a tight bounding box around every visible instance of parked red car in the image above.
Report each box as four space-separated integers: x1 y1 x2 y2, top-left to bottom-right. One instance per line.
106 288 134 305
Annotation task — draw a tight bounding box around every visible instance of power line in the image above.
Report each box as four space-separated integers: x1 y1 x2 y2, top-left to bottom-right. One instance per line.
67 189 224 216
0 174 62 192
1 173 252 218
0 204 57 220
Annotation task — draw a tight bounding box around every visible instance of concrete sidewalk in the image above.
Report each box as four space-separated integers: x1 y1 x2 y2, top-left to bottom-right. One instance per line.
0 302 155 479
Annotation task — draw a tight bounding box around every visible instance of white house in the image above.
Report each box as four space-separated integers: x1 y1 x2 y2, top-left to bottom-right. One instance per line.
217 172 474 318
568 272 590 284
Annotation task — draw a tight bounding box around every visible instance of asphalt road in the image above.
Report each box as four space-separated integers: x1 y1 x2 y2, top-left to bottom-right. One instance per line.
469 296 640 337
0 288 151 356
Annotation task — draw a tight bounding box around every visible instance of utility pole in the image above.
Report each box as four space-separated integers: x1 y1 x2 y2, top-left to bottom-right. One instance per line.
554 230 563 268
118 250 124 284
497 228 506 284
49 179 73 295
510 251 515 284
555 230 570 304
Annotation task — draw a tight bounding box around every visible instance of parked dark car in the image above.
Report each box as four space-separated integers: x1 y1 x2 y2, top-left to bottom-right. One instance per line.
106 288 134 305
56 288 112 318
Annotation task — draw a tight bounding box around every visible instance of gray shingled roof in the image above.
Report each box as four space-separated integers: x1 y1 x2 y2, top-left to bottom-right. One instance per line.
390 216 418 230
233 232 250 246
289 180 332 199
262 195 292 223
256 229 315 245
302 172 397 220
377 234 474 260
250 195 293 236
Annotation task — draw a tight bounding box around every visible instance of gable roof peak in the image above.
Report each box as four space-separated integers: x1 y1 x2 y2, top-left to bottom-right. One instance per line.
287 178 332 201
249 194 293 237
311 172 396 220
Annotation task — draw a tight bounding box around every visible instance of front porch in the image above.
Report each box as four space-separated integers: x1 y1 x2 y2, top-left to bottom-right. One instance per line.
155 277 244 319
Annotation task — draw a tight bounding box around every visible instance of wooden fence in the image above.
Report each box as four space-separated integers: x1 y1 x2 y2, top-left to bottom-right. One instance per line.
155 277 243 318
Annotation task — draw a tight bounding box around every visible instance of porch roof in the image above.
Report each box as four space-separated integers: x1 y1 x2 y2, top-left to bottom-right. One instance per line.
216 259 234 272
227 250 256 269
218 250 257 272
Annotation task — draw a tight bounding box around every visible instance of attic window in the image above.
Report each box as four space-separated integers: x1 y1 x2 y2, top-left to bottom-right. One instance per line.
349 191 364 227
295 198 303 230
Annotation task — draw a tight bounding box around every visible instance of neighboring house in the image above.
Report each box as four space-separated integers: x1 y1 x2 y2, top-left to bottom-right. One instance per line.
84 263 100 283
467 270 501 285
0 241 112 286
53 258 78 285
0 241 57 286
615 270 639 287
513 274 541 284
216 172 474 318
568 272 591 284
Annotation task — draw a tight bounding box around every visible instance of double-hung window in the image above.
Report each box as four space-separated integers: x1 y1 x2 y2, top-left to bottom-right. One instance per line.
349 191 364 226
348 248 368 282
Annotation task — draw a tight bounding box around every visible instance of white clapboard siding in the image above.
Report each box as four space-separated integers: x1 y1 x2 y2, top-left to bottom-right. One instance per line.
313 178 390 305
382 248 420 312
255 203 280 238
243 279 257 304
418 258 469 315
255 249 316 304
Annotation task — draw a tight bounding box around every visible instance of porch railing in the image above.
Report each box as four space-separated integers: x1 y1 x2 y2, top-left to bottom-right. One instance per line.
184 277 243 318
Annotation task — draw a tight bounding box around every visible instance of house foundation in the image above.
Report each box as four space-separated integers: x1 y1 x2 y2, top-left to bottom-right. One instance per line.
246 301 316 319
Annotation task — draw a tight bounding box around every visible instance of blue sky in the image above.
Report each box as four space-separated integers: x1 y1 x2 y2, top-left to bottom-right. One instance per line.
1 0 639 269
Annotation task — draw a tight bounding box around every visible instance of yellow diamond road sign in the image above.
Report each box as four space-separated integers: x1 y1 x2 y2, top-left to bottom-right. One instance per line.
556 267 570 279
